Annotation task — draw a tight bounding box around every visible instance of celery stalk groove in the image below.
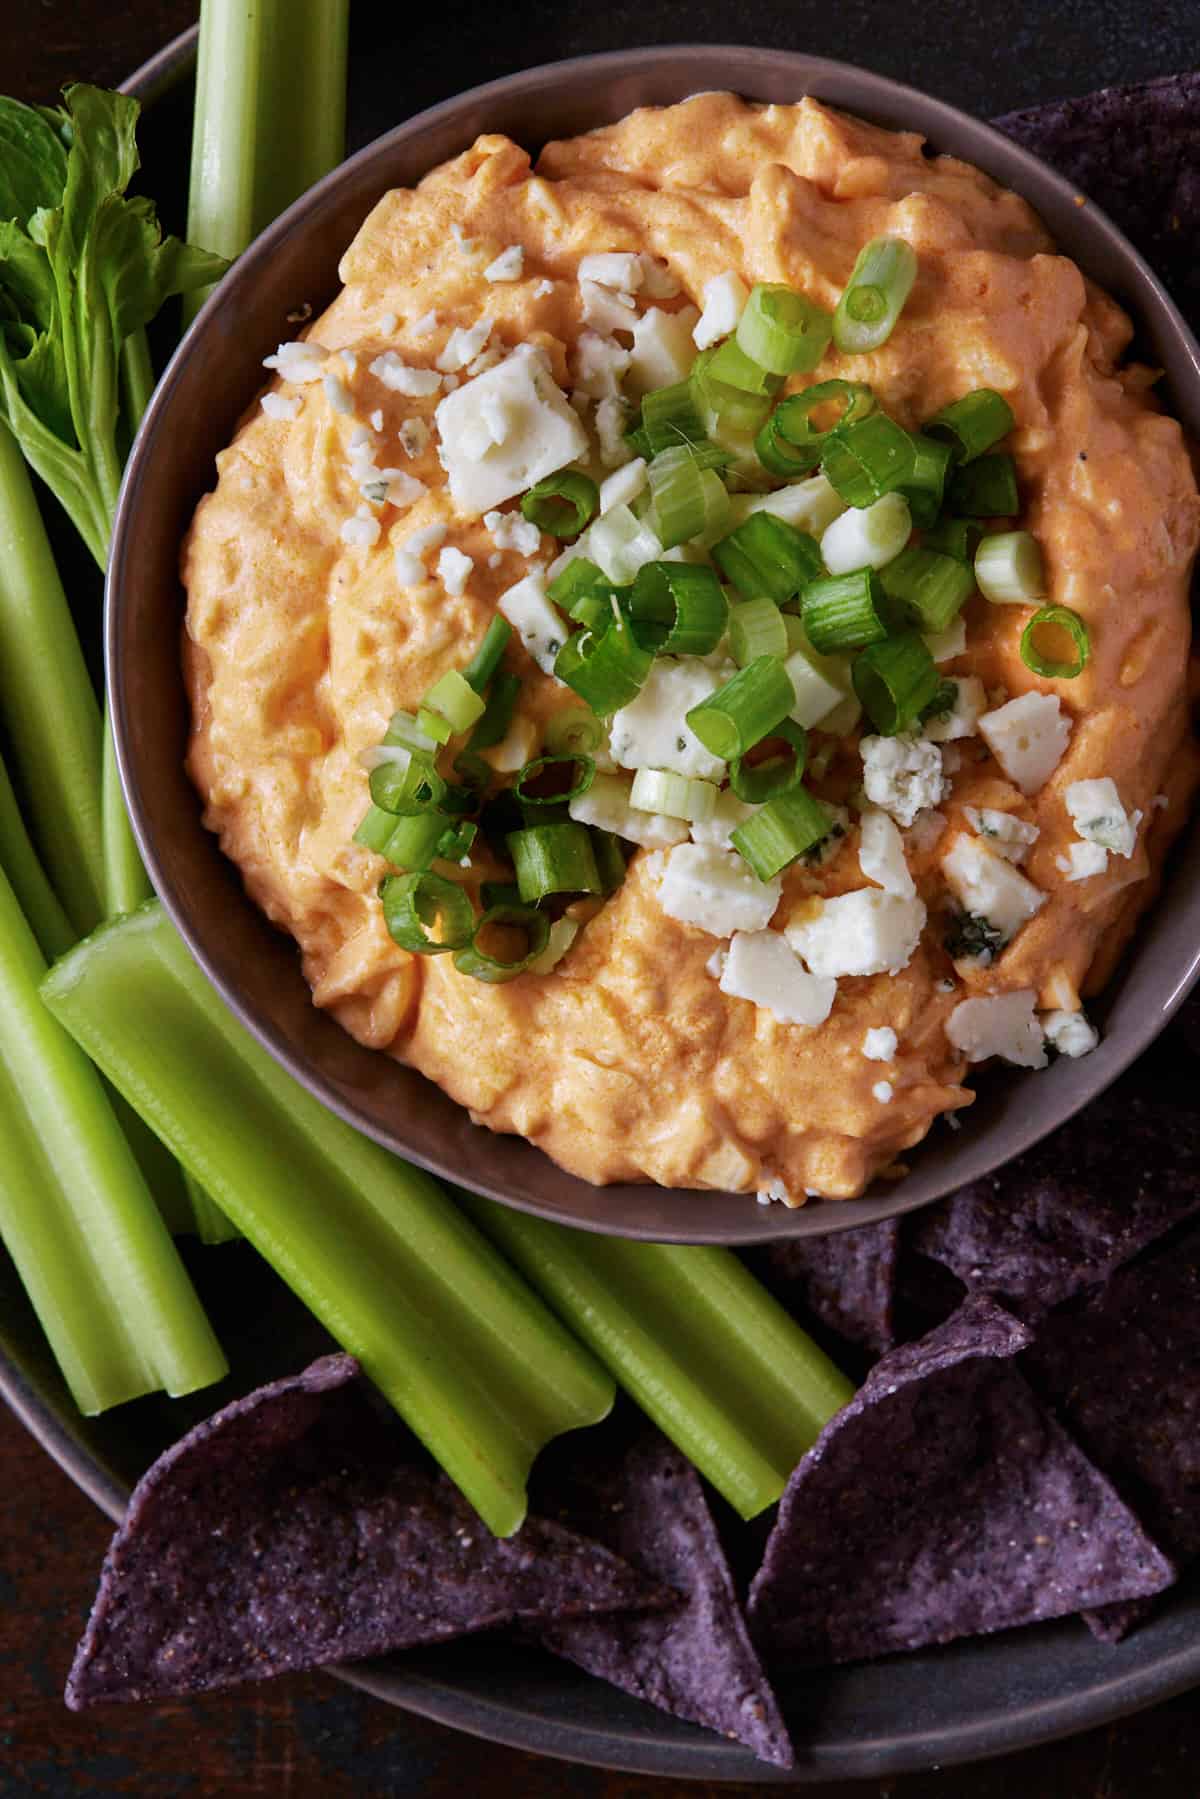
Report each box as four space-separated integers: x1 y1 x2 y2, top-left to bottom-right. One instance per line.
461 1195 856 1519
0 748 74 961
43 903 614 1535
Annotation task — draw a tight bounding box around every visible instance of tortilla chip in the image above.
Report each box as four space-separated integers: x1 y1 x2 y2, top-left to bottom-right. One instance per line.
66 1355 671 1708
529 1419 793 1768
747 1297 1175 1665
994 73 1200 318
751 1219 900 1360
1024 1226 1200 1640
913 1087 1200 1313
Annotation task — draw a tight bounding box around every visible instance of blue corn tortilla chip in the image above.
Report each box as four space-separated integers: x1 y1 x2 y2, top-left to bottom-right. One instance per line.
746 1296 1175 1665
529 1419 793 1768
1024 1226 1200 1642
912 1086 1200 1314
66 1355 672 1708
993 73 1200 320
751 1218 900 1361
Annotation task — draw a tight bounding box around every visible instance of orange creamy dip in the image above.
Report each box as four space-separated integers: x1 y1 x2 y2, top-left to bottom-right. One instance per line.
183 95 1199 1200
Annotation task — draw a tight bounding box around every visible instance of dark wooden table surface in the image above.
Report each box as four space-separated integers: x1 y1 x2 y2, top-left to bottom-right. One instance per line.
5 4 1200 1794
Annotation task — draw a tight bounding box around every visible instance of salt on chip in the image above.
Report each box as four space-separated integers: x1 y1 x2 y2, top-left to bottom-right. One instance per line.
66 1355 671 1707
754 1219 900 1360
746 1296 1175 1664
529 1419 793 1768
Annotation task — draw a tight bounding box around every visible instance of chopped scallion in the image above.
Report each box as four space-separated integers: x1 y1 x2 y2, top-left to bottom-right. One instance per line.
462 616 513 692
554 604 654 715
380 871 475 953
705 336 786 396
453 903 552 983
975 530 1045 605
925 388 1015 463
755 379 875 478
644 446 728 548
1020 604 1090 678
736 283 833 375
513 754 597 810
691 345 776 433
422 669 487 735
731 786 831 880
947 451 1019 517
821 412 917 507
833 235 918 354
878 544 975 633
712 512 822 603
629 562 728 657
520 469 599 537
547 557 610 610
641 381 710 454
590 829 628 894
802 568 891 652
382 809 450 871
629 768 719 822
729 719 808 805
368 751 445 815
728 596 789 666
507 821 602 902
466 671 521 752
900 433 955 528
852 631 940 734
545 707 605 756
685 656 796 760
921 516 981 564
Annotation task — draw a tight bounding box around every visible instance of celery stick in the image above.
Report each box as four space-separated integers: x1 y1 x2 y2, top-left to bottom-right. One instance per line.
183 1171 241 1246
460 1195 856 1520
0 747 74 961
43 902 614 1535
0 870 227 1413
0 426 105 935
101 707 152 916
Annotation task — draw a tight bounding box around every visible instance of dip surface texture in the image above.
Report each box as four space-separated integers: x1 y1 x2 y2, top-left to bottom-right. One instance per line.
183 95 1199 1200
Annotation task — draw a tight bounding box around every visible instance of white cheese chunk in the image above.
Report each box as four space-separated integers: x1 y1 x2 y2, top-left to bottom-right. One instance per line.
569 772 689 849
923 617 967 663
573 331 631 399
586 504 663 583
599 457 647 515
579 252 644 292
595 395 632 468
411 310 439 335
609 658 728 781
263 340 329 382
718 930 837 1026
638 256 680 298
340 510 381 549
580 280 638 335
496 573 568 675
1043 1008 1100 1058
1056 840 1110 881
946 991 1047 1068
942 834 1045 943
436 321 492 373
368 352 442 397
860 734 947 827
260 391 301 421
692 271 749 350
437 545 473 597
625 306 701 396
1065 777 1141 858
658 842 782 937
323 372 354 414
689 787 758 849
398 418 430 458
962 807 1039 863
872 1080 894 1103
906 808 948 854
785 638 851 728
435 351 588 515
785 889 926 978
977 690 1070 794
484 244 524 283
484 508 542 557
862 1026 898 1062
923 675 987 742
858 808 916 897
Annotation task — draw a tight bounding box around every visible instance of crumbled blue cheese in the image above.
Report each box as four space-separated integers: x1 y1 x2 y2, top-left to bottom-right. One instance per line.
785 890 926 978
484 245 524 283
580 280 638 334
497 573 567 674
858 807 915 897
569 772 688 848
906 808 948 854
872 1080 894 1104
467 346 504 379
862 1026 898 1062
923 617 967 663
377 311 398 335
437 546 473 597
340 349 358 375
484 508 542 557
689 787 758 850
923 675 986 742
1056 839 1110 881
657 842 782 937
609 658 729 782
579 252 643 292
718 930 837 1026
595 396 632 468
263 339 329 382
412 310 439 336
1043 1008 1100 1058
435 349 588 515
860 734 947 827
599 457 647 515
946 991 1047 1068
756 1177 793 1207
962 807 1039 863
323 372 354 414
368 352 442 397
942 834 1045 944
1064 777 1141 858
573 330 631 399
369 407 384 432
692 271 749 349
977 690 1070 795
639 256 680 298
436 321 493 374
398 418 430 459
586 504 663 583
392 520 447 586
260 391 300 421
340 508 381 549
625 306 701 395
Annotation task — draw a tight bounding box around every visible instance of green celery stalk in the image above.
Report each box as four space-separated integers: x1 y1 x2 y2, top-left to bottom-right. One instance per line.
459 1194 856 1520
182 1170 241 1246
0 746 74 961
184 0 350 326
0 868 227 1413
0 426 105 935
42 902 615 1536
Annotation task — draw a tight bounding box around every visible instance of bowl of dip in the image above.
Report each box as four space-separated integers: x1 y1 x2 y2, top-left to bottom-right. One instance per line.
108 45 1200 1243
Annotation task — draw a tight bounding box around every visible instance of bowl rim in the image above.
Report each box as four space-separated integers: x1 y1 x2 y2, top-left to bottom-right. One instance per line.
4 28 1194 1784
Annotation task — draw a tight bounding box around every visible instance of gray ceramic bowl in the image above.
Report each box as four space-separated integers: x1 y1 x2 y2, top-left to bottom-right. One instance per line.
108 44 1200 1246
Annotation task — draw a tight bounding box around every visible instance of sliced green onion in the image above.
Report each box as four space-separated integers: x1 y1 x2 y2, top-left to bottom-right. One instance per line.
629 562 728 656
354 803 399 853
624 420 653 460
728 596 789 666
520 469 599 538
705 336 786 396
513 754 597 810
545 707 605 756
527 916 580 975
422 669 487 735
416 705 453 746
729 719 808 805
380 871 475 953
975 530 1045 605
736 283 833 375
467 671 521 751
712 512 822 603
629 768 719 822
685 656 796 760
436 819 478 862
821 412 917 507
643 446 725 549
462 616 513 693
481 880 522 909
878 544 976 633
453 904 552 984
641 381 710 454
368 752 445 815
507 821 602 902
691 345 777 433
756 380 875 477
900 433 955 528
590 829 628 894
731 786 832 880
588 504 664 585
833 236 918 354
802 568 891 652
385 709 440 754
947 452 1019 517
925 388 1015 463
568 591 616 634
554 604 654 716
921 516 981 563
547 557 610 610
382 809 450 872
852 631 940 735
1020 604 1090 678
784 635 852 727
819 490 912 574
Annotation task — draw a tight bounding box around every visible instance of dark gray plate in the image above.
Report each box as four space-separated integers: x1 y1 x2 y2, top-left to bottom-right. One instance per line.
2 29 1198 1784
